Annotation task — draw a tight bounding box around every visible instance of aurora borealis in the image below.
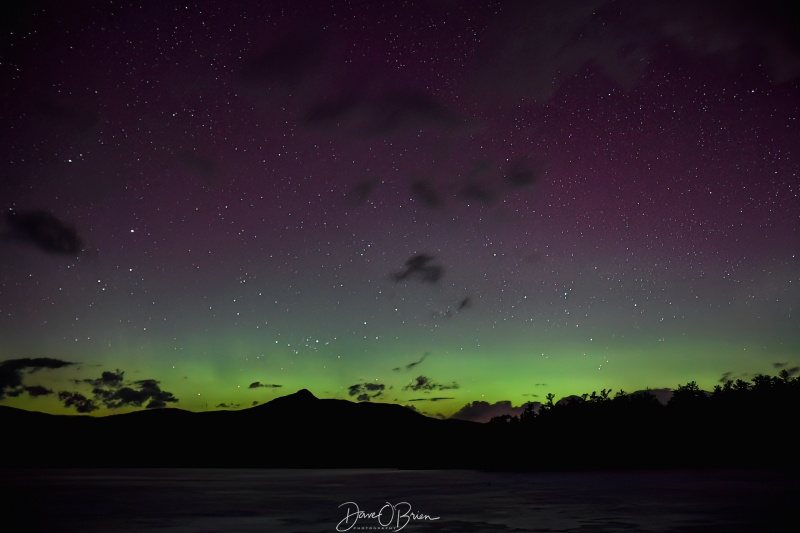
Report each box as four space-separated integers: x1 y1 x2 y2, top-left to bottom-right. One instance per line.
1 0 798 421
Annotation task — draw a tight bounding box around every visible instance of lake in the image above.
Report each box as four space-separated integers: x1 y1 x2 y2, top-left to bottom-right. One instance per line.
2 468 795 532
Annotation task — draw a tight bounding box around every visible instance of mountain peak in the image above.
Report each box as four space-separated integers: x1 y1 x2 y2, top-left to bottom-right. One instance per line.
292 388 317 400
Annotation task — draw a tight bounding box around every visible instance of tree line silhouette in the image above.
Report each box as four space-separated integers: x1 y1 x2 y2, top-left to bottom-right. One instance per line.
1 372 797 470
485 371 799 470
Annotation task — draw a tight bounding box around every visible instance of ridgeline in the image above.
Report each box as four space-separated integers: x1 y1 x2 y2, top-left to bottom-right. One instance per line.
2 373 798 470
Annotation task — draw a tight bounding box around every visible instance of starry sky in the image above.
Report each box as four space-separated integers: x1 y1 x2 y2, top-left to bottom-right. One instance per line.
1 0 798 421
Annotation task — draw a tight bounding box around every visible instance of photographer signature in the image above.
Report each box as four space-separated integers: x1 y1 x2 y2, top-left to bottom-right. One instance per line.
336 501 440 532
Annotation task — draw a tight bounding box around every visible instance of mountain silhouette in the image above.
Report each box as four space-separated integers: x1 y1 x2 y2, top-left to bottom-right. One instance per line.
3 374 798 470
0 391 485 468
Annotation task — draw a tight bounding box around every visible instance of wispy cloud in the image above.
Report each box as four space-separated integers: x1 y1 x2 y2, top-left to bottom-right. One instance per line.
451 399 539 424
248 381 283 389
392 352 429 372
348 382 386 402
0 357 75 399
402 375 459 392
57 369 179 412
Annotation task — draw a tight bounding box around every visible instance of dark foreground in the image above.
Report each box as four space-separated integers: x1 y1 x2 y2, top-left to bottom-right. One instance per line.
3 385 799 470
3 468 796 532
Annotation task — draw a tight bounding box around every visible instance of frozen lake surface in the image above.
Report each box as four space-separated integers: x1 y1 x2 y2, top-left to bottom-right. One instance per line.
3 468 795 532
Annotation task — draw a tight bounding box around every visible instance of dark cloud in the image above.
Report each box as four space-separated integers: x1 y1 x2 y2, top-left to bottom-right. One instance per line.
458 181 496 204
304 90 463 137
472 1 648 104
304 92 361 126
456 160 497 204
248 381 283 389
407 397 454 402
96 379 178 410
85 370 125 389
402 375 459 392
391 254 444 284
104 386 147 406
786 367 800 377
215 403 240 409
142 382 178 408
0 357 75 399
455 158 542 208
472 0 800 108
371 91 462 133
410 180 444 209
392 352 429 372
642 0 800 83
24 385 53 397
345 178 379 207
58 391 98 414
450 400 539 423
433 297 473 320
57 370 179 412
4 209 83 256
348 382 386 402
239 29 330 87
503 161 540 189
716 368 789 385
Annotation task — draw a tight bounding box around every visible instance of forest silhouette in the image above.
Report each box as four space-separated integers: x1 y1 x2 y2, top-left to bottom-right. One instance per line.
486 370 799 470
1 372 797 470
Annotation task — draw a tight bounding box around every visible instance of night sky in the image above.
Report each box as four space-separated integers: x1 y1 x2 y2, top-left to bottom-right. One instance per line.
1 0 798 421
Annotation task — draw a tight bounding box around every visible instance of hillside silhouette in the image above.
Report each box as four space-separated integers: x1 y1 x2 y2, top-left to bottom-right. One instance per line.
488 370 800 470
2 373 798 470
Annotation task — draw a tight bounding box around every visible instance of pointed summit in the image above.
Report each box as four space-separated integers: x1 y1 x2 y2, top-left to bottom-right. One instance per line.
262 388 317 407
247 387 319 416
292 388 317 400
